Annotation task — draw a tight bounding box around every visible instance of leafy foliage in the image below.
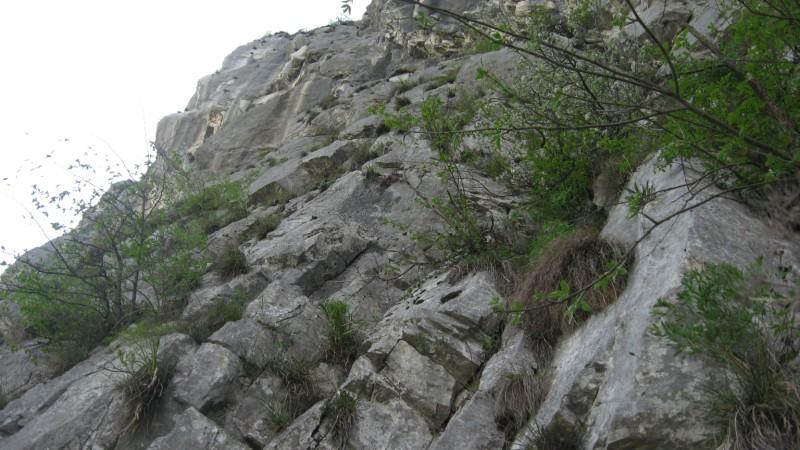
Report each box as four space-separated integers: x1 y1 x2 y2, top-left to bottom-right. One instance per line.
0 147 250 363
340 0 352 16
653 263 800 448
1 151 209 363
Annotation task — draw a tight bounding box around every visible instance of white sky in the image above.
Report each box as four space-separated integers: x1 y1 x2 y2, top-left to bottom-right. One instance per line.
0 0 369 266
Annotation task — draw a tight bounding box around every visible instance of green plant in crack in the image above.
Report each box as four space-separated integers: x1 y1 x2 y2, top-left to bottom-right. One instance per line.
324 390 358 448
263 396 292 432
321 300 363 368
113 338 174 431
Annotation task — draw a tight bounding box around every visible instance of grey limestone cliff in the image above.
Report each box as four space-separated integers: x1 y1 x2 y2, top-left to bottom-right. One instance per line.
1 1 797 449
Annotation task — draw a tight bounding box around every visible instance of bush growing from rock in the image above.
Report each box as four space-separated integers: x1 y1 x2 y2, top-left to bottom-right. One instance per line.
2 149 211 365
654 263 800 449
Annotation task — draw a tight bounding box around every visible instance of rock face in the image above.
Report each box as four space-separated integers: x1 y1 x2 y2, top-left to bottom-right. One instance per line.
1 1 797 449
511 157 799 449
147 407 249 450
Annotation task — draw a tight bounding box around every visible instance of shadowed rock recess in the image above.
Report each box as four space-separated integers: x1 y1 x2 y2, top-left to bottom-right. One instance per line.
1 1 798 449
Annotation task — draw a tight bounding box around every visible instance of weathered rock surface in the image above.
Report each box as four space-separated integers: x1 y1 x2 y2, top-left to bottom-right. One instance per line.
0 333 195 449
1 1 796 449
147 407 249 450
514 157 800 449
171 342 242 412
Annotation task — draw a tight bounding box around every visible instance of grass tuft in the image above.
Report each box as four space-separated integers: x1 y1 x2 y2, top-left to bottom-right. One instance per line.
264 396 292 432
181 288 250 342
0 385 7 410
321 300 363 368
250 214 282 240
526 419 584 450
214 243 249 279
114 338 174 431
324 390 358 448
494 371 548 437
265 355 319 418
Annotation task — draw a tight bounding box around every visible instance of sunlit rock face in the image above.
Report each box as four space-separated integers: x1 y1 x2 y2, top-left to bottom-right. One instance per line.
2 1 797 449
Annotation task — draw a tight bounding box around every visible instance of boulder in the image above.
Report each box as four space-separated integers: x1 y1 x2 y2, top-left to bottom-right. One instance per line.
230 374 285 448
349 399 433 449
245 281 328 362
381 340 457 427
209 319 279 367
171 343 242 412
147 407 249 450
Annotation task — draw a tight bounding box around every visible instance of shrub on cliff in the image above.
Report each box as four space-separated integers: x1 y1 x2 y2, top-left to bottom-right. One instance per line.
1 149 212 365
385 0 799 282
654 262 800 448
174 178 248 233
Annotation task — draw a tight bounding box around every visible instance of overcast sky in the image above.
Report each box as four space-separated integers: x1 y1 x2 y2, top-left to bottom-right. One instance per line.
0 0 369 266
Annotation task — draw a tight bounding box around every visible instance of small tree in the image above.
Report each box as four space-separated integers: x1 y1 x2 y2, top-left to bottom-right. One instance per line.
1 145 208 362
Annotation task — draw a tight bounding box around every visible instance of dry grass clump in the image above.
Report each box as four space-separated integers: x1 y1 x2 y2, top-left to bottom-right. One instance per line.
495 372 547 435
0 385 7 410
494 340 554 440
525 418 584 450
516 229 628 344
324 390 358 448
213 243 249 279
265 356 319 418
